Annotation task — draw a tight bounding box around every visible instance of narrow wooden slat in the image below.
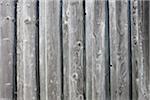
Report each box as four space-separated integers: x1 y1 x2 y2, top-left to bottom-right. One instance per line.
116 1 130 99
86 0 106 100
132 1 150 100
109 1 130 100
39 0 61 100
0 0 15 99
131 1 150 100
17 0 38 99
85 0 93 100
142 2 149 100
131 0 138 100
63 0 85 100
109 0 117 100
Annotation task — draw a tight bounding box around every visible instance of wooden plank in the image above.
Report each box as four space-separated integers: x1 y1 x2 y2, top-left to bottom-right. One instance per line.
62 0 85 100
39 0 61 100
109 1 130 100
131 0 139 100
132 1 150 100
131 1 150 100
108 0 117 100
0 0 15 99
142 2 149 100
17 0 38 100
86 0 107 100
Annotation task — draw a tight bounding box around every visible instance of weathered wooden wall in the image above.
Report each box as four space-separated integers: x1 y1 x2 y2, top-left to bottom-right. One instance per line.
0 0 149 100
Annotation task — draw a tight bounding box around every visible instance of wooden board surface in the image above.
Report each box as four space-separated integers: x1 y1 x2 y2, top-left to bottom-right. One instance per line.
109 0 117 100
0 0 15 99
63 0 85 100
17 0 38 100
39 0 62 100
86 0 107 100
131 0 139 100
109 1 130 100
131 1 150 100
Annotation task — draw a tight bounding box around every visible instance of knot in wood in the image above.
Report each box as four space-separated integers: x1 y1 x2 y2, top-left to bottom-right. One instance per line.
6 16 11 20
78 94 84 100
72 73 78 80
24 17 31 24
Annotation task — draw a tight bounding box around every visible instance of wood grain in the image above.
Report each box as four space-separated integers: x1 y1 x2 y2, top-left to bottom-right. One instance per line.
132 1 149 100
63 0 85 100
0 0 149 100
131 1 150 100
0 0 15 99
131 0 139 100
86 0 107 100
39 0 61 100
17 0 38 100
109 1 130 100
142 2 149 100
109 0 117 100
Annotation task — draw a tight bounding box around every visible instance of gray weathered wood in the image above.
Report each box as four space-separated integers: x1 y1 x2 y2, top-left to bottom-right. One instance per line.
17 0 37 100
109 1 130 100
142 2 149 100
86 0 106 100
109 0 117 100
131 0 139 100
63 0 85 100
131 1 150 100
0 0 15 99
39 0 61 100
137 1 149 100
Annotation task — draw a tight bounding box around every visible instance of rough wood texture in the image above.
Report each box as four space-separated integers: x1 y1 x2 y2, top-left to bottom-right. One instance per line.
142 2 149 100
86 0 107 100
131 1 150 100
0 0 15 99
63 0 85 100
133 1 149 100
0 1 150 100
109 0 117 100
39 0 61 100
131 0 139 100
17 0 37 100
109 1 130 100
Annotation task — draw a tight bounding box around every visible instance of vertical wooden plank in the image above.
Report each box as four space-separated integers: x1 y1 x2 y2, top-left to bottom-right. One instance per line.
143 1 150 100
131 0 138 100
109 0 130 100
138 2 144 99
109 0 117 100
17 0 38 100
86 0 107 100
116 1 130 100
85 0 93 100
0 0 15 99
135 1 149 100
63 0 85 100
39 0 61 100
131 1 150 100
142 1 149 100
